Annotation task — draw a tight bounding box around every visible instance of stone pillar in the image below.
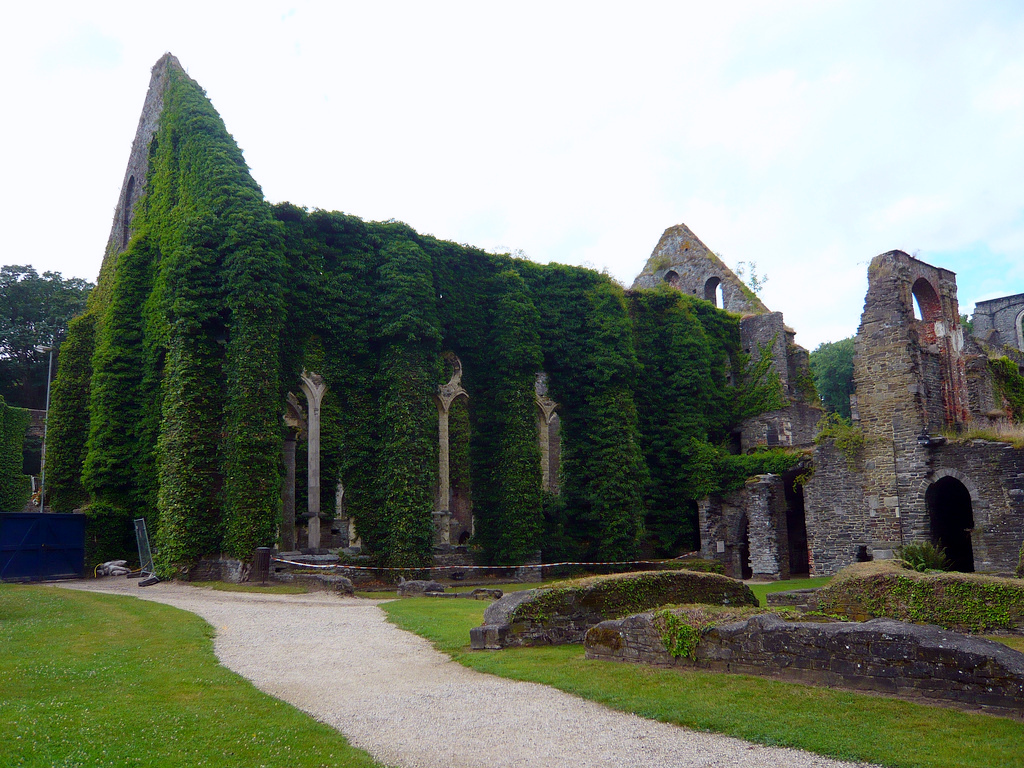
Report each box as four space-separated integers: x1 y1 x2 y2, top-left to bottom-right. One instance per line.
435 353 468 547
436 402 451 544
535 372 558 493
300 371 328 552
281 433 297 551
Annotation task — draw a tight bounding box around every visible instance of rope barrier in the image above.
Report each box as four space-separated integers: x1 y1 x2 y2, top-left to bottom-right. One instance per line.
270 555 695 572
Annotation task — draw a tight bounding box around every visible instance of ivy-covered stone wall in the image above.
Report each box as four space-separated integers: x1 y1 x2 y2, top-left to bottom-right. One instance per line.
48 55 789 575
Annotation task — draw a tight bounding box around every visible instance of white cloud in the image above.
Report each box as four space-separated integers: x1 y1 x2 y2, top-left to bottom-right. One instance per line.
1 1 1023 351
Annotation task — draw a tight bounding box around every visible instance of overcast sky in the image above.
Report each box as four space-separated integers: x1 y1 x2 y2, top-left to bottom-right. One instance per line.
2 1 1023 349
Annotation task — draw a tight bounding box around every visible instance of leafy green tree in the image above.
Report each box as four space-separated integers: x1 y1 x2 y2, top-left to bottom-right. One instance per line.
0 266 92 408
809 337 855 419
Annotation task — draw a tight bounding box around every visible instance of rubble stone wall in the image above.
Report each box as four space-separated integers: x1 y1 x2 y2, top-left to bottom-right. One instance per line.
585 612 1024 716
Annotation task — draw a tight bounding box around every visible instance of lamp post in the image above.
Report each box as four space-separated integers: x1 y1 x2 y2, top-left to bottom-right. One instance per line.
33 344 55 511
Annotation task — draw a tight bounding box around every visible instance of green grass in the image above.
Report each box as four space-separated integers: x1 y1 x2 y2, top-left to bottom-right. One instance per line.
191 580 309 595
987 635 1024 653
382 594 1024 768
0 585 387 768
748 576 832 607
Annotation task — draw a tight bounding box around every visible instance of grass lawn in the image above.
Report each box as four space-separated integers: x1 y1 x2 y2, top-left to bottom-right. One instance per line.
382 590 1024 768
0 584 387 768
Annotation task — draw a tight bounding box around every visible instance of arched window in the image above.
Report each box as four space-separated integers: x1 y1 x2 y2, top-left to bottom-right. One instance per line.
704 276 723 308
663 270 680 288
122 175 135 249
911 278 941 322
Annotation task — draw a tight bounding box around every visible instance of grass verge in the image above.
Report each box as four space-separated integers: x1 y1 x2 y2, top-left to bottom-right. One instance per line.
0 584 386 768
191 580 309 595
747 576 832 607
382 590 1024 768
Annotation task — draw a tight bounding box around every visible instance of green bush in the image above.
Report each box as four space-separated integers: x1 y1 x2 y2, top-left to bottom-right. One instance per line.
897 541 951 572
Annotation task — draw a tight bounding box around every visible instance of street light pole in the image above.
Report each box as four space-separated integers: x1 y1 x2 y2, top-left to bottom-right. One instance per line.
34 344 55 511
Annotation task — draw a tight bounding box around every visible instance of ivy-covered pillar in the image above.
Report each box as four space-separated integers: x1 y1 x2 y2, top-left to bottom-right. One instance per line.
535 373 558 492
300 371 327 551
434 353 467 546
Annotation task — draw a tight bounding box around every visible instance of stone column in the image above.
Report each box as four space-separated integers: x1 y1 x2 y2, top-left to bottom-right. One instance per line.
435 353 468 547
281 433 297 551
300 371 328 552
535 372 558 492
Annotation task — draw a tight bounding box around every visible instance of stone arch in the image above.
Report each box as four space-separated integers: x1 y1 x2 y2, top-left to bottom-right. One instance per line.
663 270 680 288
925 472 976 572
704 276 722 307
911 277 942 323
1016 307 1024 351
122 175 135 248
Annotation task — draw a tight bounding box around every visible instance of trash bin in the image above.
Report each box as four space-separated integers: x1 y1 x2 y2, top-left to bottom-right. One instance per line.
253 547 272 585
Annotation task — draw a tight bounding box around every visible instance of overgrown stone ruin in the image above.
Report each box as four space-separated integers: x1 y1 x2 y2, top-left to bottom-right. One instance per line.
691 246 1024 579
46 53 1023 583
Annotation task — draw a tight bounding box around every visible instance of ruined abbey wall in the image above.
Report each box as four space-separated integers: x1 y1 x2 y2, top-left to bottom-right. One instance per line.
973 293 1024 351
804 251 1024 576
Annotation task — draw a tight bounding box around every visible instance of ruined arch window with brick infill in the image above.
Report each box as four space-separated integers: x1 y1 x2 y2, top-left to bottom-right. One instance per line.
911 277 942 323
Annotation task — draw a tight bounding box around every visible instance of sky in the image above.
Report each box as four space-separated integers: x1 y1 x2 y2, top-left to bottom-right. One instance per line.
2 1 1023 349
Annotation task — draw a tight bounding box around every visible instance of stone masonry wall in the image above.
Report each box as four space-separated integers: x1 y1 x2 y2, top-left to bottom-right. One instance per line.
585 612 1024 716
922 441 1024 573
631 224 769 315
803 440 869 576
102 54 179 264
699 475 791 580
973 293 1024 351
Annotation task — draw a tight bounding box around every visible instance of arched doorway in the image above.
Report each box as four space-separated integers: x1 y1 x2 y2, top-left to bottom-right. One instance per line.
925 476 975 572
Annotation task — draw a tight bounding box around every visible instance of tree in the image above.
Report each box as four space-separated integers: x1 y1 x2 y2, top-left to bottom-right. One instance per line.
809 337 855 419
0 266 92 408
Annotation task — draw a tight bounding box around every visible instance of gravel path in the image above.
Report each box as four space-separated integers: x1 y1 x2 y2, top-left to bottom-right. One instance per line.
58 579 875 768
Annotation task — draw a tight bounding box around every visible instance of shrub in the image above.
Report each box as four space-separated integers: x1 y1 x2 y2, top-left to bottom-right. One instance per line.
897 541 950 572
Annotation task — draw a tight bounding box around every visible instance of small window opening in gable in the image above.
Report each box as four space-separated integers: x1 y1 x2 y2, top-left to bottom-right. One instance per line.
704 276 722 308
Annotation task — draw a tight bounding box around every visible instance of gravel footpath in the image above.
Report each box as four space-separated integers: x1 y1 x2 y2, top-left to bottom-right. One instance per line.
57 579 876 768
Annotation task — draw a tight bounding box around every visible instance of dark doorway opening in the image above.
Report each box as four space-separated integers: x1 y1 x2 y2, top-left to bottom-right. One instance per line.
783 469 810 576
926 476 975 572
736 514 752 580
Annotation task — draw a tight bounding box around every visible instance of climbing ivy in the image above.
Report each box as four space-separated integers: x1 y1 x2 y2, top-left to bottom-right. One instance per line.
989 356 1024 422
818 562 1024 633
0 397 30 511
48 58 809 572
46 312 96 512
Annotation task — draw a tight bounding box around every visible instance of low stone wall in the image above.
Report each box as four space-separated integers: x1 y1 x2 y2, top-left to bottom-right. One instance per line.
188 557 244 583
470 570 756 650
585 611 1024 716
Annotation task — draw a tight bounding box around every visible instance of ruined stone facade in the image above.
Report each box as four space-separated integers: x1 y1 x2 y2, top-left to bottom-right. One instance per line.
973 293 1024 352
802 251 1024 576
632 224 769 315
699 469 811 581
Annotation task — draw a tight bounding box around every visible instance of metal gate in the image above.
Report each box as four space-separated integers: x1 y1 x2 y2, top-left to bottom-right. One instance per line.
0 513 86 582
